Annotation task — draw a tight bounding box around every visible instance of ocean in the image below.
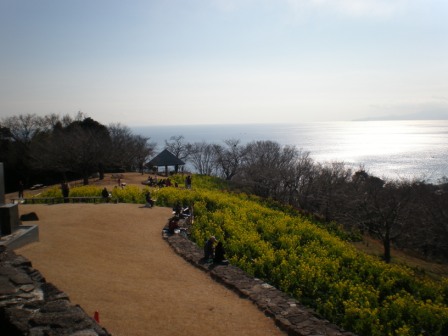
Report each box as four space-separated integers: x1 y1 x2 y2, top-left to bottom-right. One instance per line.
132 120 448 183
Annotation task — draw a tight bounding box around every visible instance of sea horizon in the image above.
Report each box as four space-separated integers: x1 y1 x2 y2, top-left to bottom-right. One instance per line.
132 120 448 183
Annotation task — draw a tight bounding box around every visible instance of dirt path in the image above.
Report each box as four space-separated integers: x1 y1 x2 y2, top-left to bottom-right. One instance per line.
15 203 284 336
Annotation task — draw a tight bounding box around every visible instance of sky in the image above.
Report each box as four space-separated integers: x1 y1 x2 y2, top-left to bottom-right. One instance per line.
0 0 447 126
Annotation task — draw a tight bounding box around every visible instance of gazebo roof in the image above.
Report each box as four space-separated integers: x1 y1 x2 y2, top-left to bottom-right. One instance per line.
147 149 185 167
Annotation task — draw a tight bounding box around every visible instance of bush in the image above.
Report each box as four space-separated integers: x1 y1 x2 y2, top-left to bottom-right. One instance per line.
36 174 448 335
153 176 448 336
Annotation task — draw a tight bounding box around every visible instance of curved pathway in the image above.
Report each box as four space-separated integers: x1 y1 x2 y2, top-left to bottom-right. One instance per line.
16 203 284 336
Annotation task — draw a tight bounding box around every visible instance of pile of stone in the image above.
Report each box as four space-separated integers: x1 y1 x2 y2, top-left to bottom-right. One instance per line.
165 234 356 336
0 247 110 336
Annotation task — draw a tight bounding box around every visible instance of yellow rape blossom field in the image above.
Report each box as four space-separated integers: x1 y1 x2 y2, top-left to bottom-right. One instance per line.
16 172 448 336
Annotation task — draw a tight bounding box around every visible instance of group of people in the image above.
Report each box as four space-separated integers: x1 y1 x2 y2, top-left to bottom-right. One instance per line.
204 236 228 264
167 203 193 233
143 175 192 189
145 176 174 188
143 176 158 186
144 175 171 187
173 203 192 218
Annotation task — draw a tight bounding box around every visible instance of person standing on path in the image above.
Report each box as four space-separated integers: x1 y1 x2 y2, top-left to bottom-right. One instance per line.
186 175 192 189
18 180 24 199
61 182 70 203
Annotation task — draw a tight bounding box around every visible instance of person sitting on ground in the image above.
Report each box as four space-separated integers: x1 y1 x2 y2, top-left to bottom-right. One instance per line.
184 205 194 219
173 202 182 216
172 204 190 219
180 206 192 218
102 187 110 202
168 216 179 234
204 236 216 261
213 241 229 264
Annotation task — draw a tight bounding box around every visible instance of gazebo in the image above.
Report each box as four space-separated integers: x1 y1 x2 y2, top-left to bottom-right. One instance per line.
146 149 185 176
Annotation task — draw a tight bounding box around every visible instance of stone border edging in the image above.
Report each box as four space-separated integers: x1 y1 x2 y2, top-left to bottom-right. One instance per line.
0 247 111 336
0 225 39 250
164 234 357 336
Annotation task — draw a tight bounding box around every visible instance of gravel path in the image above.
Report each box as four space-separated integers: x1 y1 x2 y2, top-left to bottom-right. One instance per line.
16 203 284 336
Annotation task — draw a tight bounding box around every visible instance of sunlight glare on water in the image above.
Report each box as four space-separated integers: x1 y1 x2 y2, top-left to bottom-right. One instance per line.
313 121 429 159
285 121 448 181
134 120 448 183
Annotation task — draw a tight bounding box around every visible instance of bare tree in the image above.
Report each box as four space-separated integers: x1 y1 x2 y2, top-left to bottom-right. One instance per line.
107 123 155 173
165 135 189 160
108 123 133 170
238 140 300 200
214 139 245 180
187 141 218 175
1 114 43 145
0 114 48 186
283 150 315 208
399 181 448 261
129 134 155 174
350 174 413 263
165 135 190 173
31 117 111 185
311 162 353 221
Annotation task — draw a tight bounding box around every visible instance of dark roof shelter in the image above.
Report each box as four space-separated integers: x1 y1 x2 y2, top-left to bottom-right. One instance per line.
147 149 185 176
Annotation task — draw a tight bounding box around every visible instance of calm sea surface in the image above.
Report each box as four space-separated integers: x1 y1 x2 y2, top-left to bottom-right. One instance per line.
132 120 448 183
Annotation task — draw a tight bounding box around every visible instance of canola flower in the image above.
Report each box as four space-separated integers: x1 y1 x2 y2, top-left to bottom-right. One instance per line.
38 175 448 336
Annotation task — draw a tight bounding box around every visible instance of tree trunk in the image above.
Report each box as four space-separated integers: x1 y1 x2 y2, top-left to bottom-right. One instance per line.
383 229 391 263
98 163 104 180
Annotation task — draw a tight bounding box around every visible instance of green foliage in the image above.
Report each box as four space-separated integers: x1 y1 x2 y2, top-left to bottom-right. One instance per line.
110 185 148 203
38 186 62 198
170 174 230 190
38 185 151 204
153 179 448 336
68 186 102 197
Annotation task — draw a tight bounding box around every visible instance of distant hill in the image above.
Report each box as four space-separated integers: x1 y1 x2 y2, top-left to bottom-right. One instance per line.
355 111 448 121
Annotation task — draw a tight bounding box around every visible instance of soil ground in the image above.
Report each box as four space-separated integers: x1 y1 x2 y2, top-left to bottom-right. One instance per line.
8 173 284 336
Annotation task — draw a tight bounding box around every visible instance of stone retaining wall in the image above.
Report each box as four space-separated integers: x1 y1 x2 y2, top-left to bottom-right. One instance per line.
0 247 110 336
165 234 357 336
0 232 357 336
